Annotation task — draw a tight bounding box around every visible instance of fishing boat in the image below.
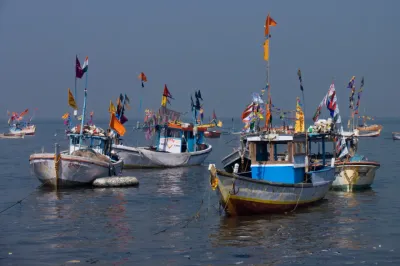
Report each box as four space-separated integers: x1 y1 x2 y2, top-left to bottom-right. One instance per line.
6 109 37 136
311 79 380 191
112 86 213 168
209 132 335 216
392 132 400 140
204 130 221 138
29 56 123 188
203 110 223 138
0 133 25 139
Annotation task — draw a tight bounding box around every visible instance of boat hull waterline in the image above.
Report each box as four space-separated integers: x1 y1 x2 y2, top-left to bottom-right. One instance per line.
113 144 212 168
209 166 335 216
29 153 123 188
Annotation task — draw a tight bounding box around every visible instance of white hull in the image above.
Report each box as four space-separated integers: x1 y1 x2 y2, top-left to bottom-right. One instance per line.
332 163 380 191
392 132 400 140
9 125 36 135
29 153 123 188
112 144 212 168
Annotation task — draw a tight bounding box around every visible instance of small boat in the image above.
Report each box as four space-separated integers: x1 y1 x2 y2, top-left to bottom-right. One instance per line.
9 123 36 136
29 57 123 188
7 109 37 136
356 129 381 138
209 132 335 216
357 116 382 132
392 132 400 140
0 133 25 139
112 87 213 168
329 133 380 191
204 130 221 138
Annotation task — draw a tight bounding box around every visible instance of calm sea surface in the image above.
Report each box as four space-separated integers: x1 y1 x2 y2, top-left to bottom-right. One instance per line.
0 118 399 265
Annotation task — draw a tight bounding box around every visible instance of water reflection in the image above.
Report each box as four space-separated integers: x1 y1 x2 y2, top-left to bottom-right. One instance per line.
153 167 192 196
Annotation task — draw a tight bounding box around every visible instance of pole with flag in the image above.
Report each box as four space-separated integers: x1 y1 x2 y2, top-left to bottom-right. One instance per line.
79 56 89 147
263 13 277 131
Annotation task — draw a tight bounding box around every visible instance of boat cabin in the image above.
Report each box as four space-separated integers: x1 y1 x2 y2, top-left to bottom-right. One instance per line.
155 122 208 153
247 133 332 184
68 134 112 156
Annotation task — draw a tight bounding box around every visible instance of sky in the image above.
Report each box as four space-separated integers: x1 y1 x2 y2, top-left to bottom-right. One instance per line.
0 0 399 122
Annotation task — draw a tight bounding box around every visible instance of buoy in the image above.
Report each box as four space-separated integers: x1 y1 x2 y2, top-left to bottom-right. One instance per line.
93 176 139 187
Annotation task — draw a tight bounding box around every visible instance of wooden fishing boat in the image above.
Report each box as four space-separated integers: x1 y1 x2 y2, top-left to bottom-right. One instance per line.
392 132 400 140
113 121 212 168
112 87 213 168
209 133 335 216
30 57 123 188
204 130 221 138
30 133 123 188
0 132 25 139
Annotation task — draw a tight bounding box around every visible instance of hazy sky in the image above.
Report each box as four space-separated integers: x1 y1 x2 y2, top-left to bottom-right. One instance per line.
0 0 398 122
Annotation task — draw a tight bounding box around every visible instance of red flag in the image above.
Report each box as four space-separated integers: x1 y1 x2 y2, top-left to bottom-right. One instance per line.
163 84 173 98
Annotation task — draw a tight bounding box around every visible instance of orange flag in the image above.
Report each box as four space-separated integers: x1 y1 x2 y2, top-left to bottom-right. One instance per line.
264 14 277 37
110 113 126 136
138 72 147 87
68 88 78 110
263 39 269 61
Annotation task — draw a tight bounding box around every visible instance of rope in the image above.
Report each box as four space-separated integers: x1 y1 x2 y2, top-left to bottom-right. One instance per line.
0 181 48 215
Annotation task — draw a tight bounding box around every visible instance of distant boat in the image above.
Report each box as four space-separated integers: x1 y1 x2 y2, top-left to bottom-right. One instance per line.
204 130 221 138
6 109 36 136
0 133 25 139
392 132 400 140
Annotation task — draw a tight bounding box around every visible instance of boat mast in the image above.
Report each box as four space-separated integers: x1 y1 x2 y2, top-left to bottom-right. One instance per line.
79 61 89 148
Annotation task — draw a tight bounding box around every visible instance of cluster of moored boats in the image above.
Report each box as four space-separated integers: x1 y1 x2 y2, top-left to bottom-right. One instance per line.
3 14 395 217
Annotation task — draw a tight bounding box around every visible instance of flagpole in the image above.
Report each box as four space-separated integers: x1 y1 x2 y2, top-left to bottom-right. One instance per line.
74 55 78 109
79 69 88 148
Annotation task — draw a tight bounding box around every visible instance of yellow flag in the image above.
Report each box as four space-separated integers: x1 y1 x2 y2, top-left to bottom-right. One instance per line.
108 100 116 114
263 39 269 61
68 88 78 110
217 120 223 127
61 112 69 120
110 113 126 136
295 98 305 133
161 96 167 107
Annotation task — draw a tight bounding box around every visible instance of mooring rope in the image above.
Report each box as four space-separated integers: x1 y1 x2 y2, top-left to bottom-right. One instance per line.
0 181 48 215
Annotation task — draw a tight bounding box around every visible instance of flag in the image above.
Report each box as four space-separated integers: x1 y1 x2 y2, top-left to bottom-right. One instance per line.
347 76 356 109
19 109 29 117
217 120 223 127
82 56 89 73
76 55 84 79
297 69 304 91
263 39 269 61
241 103 254 122
326 83 341 123
264 14 277 37
110 113 126 136
61 112 69 120
354 77 364 115
68 88 78 109
108 100 116 114
337 136 349 158
138 72 147 87
161 84 173 107
295 97 305 132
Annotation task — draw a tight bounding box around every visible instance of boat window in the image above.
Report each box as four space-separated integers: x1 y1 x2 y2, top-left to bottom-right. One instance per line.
255 143 269 162
294 142 305 154
274 143 290 161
